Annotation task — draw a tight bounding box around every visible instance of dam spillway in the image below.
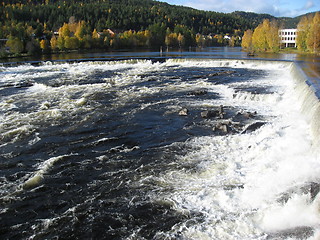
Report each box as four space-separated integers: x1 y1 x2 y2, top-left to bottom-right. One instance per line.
0 59 319 239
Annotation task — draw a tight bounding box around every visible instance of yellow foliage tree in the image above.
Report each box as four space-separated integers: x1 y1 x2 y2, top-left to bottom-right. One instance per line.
296 12 320 53
40 39 49 51
307 12 320 53
296 16 311 52
58 23 70 38
251 19 279 52
241 29 253 51
50 35 58 50
75 21 88 40
177 33 185 48
267 20 280 52
252 23 267 51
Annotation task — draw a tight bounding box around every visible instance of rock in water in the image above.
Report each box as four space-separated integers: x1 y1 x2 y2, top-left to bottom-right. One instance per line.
310 182 320 201
14 80 34 88
179 108 188 116
213 121 232 134
188 89 208 96
242 122 265 134
201 110 218 118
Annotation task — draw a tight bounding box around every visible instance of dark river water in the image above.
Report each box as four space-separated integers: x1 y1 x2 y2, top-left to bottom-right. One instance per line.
1 48 320 239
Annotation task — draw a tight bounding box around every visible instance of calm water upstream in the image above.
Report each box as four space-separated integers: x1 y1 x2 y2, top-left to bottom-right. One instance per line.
1 48 320 239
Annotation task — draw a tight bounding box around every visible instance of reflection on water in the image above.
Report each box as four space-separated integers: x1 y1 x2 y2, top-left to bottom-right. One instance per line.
1 46 320 63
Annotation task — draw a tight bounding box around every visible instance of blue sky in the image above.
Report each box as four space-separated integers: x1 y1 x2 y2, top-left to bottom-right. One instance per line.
160 0 319 17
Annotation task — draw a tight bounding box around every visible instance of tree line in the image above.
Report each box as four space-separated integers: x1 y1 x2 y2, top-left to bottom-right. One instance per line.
3 20 238 56
241 12 320 54
0 0 271 56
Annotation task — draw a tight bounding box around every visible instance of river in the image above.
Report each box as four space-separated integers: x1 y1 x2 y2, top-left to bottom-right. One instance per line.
0 48 320 239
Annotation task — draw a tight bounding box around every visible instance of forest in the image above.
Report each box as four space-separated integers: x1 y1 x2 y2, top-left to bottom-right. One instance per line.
0 0 305 56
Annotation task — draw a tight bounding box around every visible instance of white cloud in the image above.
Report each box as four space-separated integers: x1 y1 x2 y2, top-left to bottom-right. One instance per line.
184 0 281 16
163 0 319 17
302 0 314 10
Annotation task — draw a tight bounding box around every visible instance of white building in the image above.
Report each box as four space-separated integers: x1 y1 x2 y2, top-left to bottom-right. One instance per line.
279 29 297 48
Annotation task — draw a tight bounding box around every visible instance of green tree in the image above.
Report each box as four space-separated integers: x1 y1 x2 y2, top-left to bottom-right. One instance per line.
148 23 166 47
64 36 80 49
26 39 40 54
6 36 24 54
57 36 65 50
165 32 179 47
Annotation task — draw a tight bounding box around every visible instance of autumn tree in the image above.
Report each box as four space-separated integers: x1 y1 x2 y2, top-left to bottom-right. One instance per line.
267 20 280 52
92 29 102 48
59 23 71 38
241 29 253 51
296 16 310 52
296 12 320 53
252 23 267 51
307 12 320 53
40 39 50 52
251 19 279 52
229 36 237 47
50 35 58 50
165 33 179 47
196 33 206 48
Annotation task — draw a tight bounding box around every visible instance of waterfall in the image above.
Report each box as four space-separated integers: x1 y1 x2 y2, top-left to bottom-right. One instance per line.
290 62 320 153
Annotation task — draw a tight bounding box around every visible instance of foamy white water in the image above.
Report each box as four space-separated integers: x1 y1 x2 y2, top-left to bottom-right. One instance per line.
0 59 319 239
145 60 320 239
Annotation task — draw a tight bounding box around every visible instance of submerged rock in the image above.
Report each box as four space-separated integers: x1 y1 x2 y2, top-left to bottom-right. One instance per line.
234 111 257 121
201 110 218 118
14 80 34 88
208 70 236 77
201 106 225 119
188 89 208 96
213 121 233 134
179 108 188 116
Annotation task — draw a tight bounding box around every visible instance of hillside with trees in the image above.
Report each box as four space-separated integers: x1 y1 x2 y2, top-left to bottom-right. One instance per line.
0 0 312 56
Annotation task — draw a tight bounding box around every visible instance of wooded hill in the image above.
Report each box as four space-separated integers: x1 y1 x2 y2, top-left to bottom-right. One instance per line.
0 0 309 55
1 0 267 35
